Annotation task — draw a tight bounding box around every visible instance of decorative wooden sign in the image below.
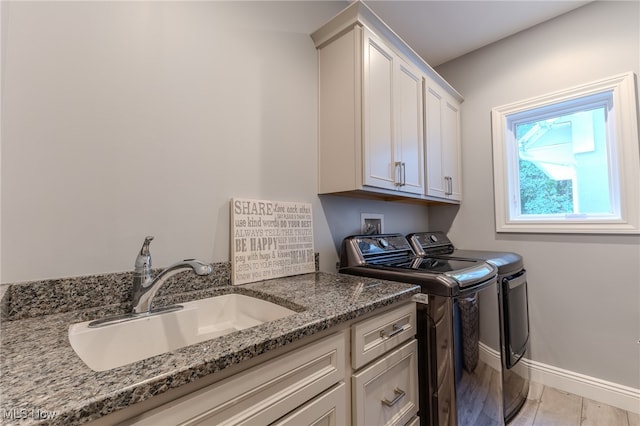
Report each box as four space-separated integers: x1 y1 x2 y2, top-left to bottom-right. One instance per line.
230 198 315 285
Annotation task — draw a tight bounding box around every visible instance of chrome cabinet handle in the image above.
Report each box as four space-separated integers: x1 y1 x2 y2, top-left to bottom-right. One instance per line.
394 162 407 187
380 323 405 339
402 162 406 186
444 176 453 195
381 387 406 407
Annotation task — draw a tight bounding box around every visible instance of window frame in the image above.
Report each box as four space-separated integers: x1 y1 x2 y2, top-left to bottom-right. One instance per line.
491 72 640 234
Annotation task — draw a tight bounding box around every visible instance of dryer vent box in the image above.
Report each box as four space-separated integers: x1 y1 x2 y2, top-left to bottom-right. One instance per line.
361 213 384 234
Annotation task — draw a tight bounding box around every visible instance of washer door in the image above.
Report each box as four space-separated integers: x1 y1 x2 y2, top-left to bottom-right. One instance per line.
502 270 529 368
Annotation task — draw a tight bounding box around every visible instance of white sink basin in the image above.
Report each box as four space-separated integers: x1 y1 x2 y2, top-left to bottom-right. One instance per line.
68 294 297 372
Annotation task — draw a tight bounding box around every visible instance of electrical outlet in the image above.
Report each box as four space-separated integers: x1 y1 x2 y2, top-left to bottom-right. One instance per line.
361 213 384 234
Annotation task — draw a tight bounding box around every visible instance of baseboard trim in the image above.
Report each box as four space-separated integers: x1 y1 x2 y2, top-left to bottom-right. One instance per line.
478 343 640 413
478 342 502 371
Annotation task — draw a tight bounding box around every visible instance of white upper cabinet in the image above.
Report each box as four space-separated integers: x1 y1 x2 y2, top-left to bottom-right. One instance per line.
312 1 463 204
425 78 462 201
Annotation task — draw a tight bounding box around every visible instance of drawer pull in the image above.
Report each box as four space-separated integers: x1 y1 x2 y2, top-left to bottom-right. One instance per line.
381 388 406 407
380 324 405 339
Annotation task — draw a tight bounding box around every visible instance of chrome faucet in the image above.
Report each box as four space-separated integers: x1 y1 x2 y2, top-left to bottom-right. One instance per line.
87 237 213 328
131 236 214 314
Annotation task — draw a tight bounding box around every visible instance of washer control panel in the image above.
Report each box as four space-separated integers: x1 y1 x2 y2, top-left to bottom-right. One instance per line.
355 234 413 257
407 232 454 256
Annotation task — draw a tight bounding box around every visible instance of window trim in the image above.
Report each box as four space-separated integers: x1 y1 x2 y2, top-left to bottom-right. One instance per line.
491 72 640 234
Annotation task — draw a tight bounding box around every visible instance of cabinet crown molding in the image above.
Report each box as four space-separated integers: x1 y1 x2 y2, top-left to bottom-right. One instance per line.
311 1 463 102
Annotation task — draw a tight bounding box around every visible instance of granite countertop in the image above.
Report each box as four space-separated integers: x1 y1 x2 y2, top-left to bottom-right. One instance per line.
0 272 419 425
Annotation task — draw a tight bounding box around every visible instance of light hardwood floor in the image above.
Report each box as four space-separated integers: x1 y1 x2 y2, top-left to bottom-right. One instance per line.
510 382 640 426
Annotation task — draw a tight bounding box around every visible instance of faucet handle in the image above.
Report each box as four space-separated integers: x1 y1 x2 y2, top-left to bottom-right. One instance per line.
135 236 154 272
139 236 154 256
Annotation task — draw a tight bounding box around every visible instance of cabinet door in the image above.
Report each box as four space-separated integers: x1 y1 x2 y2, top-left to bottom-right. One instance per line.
425 80 462 201
363 31 396 191
395 59 425 195
363 30 425 195
271 383 347 426
441 95 461 200
425 83 446 198
352 339 419 426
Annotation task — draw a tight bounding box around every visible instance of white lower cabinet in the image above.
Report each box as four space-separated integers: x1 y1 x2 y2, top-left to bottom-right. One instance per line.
120 332 346 426
117 303 418 426
351 304 419 426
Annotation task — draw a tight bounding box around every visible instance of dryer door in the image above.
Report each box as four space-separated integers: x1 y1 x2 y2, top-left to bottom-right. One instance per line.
502 270 529 368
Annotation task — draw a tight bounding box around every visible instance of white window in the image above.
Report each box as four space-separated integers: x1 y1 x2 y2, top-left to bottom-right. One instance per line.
491 72 640 234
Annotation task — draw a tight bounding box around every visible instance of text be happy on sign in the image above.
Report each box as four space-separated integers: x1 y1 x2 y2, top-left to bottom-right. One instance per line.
230 198 315 285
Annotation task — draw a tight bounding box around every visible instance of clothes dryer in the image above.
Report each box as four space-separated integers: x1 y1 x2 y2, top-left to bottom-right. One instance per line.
407 232 530 424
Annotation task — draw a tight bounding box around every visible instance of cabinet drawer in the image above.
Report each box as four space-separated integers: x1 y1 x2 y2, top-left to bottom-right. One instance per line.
123 331 346 426
352 339 419 426
351 302 416 370
271 382 347 426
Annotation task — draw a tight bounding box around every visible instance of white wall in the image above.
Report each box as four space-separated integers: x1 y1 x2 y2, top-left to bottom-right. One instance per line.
435 1 640 388
1 1 430 283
